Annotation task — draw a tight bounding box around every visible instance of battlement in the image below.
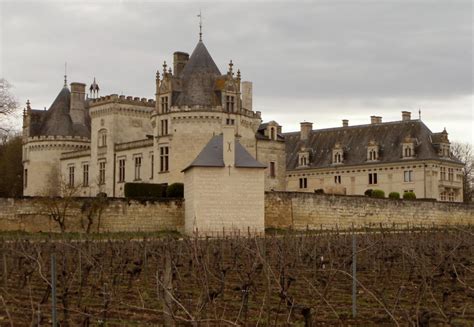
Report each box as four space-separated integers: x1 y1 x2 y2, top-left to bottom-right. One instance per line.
27 135 90 143
89 94 155 108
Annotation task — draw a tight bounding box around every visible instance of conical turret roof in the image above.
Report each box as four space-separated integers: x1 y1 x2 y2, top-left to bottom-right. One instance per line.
176 41 222 107
40 86 74 136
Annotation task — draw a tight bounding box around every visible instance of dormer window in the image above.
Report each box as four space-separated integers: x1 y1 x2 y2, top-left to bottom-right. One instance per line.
225 95 235 112
161 96 169 113
298 149 310 167
270 127 276 140
332 143 344 164
440 144 450 158
367 140 379 161
402 136 415 159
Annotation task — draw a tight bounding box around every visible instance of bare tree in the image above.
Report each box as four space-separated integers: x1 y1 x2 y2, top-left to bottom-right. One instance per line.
451 142 473 203
0 79 19 133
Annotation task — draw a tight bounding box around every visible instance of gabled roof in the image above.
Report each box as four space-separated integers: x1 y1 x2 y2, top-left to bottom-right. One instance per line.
183 134 266 172
175 41 222 107
284 120 462 170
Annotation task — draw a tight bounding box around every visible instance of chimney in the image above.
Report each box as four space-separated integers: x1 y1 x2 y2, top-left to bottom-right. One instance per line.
300 122 313 141
370 116 377 124
241 81 253 110
223 126 235 167
402 111 411 121
70 82 86 125
375 116 382 124
173 51 189 77
342 119 349 127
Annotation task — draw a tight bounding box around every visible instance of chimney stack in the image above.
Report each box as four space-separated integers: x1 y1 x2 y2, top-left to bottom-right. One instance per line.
241 81 253 110
370 116 382 124
300 122 313 141
402 111 411 121
173 51 189 77
70 82 86 125
223 126 235 167
342 119 349 127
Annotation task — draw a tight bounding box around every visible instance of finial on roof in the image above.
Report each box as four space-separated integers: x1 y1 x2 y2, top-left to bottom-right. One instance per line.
168 67 172 75
89 77 100 98
228 60 234 75
156 70 160 81
64 62 68 87
237 69 241 80
163 61 167 74
418 108 421 120
197 10 203 41
26 99 31 110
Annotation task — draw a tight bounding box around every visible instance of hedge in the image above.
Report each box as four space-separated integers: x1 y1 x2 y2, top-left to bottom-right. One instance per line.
166 183 184 198
403 191 417 200
388 192 400 200
371 189 385 198
124 183 167 198
364 189 373 197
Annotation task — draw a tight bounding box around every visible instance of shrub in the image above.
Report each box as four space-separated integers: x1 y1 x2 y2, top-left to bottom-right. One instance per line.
124 183 167 198
371 189 385 198
166 183 184 198
388 192 400 200
364 189 373 197
403 191 416 200
314 189 324 194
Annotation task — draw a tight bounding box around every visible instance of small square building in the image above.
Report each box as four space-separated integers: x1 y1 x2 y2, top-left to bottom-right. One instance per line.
183 126 266 236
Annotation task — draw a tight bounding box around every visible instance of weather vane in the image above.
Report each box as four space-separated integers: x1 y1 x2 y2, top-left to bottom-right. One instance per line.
64 62 68 87
197 10 202 41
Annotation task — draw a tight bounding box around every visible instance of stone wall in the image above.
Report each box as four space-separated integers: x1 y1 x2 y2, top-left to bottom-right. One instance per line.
0 197 184 233
265 192 473 230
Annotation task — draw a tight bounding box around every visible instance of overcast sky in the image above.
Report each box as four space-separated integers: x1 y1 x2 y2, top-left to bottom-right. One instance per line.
1 0 472 143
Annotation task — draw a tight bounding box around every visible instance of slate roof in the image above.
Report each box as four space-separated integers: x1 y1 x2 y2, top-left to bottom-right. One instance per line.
182 134 266 172
175 41 222 107
29 87 90 138
284 120 462 170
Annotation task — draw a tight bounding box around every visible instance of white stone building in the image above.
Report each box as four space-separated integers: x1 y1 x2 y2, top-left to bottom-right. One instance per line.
22 35 464 202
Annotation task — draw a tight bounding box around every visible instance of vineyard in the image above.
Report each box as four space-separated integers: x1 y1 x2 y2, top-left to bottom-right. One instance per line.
0 226 473 326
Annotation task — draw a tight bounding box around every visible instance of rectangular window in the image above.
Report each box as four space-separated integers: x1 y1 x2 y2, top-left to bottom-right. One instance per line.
24 169 28 188
404 170 413 182
334 175 341 184
226 118 235 125
448 168 453 181
160 146 169 172
448 192 454 202
161 96 169 113
118 159 126 182
82 164 89 187
99 161 106 185
440 192 447 201
68 166 75 188
226 95 235 112
161 119 168 135
269 162 276 178
299 177 307 189
440 167 446 181
150 153 154 179
368 173 378 185
134 156 142 180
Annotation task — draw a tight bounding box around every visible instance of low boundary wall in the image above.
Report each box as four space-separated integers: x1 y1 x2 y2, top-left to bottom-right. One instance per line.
265 192 473 229
0 193 472 233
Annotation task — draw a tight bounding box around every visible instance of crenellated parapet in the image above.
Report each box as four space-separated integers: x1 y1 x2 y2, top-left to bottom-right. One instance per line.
89 94 155 108
26 135 90 152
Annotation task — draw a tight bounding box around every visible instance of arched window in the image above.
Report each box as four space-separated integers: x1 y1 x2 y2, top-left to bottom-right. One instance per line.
334 153 342 163
404 147 411 157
